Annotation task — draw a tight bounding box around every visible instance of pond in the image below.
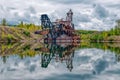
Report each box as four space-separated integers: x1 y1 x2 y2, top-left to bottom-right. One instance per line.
0 42 120 80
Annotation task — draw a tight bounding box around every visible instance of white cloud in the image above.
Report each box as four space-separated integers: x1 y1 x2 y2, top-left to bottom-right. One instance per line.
0 0 120 30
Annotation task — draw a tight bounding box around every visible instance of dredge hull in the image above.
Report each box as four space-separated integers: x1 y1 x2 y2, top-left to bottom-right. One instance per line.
44 35 80 45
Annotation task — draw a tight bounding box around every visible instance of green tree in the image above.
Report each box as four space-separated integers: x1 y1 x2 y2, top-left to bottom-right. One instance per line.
18 21 24 28
1 18 7 26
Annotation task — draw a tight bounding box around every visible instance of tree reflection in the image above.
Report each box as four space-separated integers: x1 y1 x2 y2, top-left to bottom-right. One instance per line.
0 42 120 71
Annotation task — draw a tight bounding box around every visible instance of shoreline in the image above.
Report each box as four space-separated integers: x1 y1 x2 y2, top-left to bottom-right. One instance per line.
1 26 120 43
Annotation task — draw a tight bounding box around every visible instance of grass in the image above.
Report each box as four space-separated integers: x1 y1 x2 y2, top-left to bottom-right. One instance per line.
0 26 42 42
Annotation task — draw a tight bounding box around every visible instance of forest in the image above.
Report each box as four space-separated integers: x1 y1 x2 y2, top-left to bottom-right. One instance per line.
0 18 120 42
77 20 120 42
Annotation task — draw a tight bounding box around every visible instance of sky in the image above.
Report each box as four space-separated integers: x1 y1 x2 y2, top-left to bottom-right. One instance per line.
0 0 120 30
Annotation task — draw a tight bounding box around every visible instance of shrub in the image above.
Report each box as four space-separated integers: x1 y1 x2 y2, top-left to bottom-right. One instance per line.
23 31 30 37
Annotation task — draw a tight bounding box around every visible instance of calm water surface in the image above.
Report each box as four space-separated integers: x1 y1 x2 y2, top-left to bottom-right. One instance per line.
0 43 120 80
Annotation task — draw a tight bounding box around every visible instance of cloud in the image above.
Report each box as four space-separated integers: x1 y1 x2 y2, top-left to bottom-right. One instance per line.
0 0 120 30
75 13 91 22
26 6 36 14
45 0 95 4
93 4 109 18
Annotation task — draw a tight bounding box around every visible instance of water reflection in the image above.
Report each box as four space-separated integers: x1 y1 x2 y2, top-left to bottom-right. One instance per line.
0 43 77 71
0 42 120 79
35 44 75 71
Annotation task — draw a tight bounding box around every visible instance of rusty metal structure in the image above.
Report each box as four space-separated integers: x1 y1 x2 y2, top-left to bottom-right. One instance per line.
35 9 80 43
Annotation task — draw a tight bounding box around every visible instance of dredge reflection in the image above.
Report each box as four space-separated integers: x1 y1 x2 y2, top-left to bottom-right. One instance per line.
35 44 77 71
0 42 78 71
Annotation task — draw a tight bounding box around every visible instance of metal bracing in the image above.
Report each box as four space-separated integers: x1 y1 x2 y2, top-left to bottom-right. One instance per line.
41 14 53 29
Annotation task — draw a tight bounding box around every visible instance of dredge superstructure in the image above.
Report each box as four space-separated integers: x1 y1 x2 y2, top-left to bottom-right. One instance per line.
35 9 80 44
